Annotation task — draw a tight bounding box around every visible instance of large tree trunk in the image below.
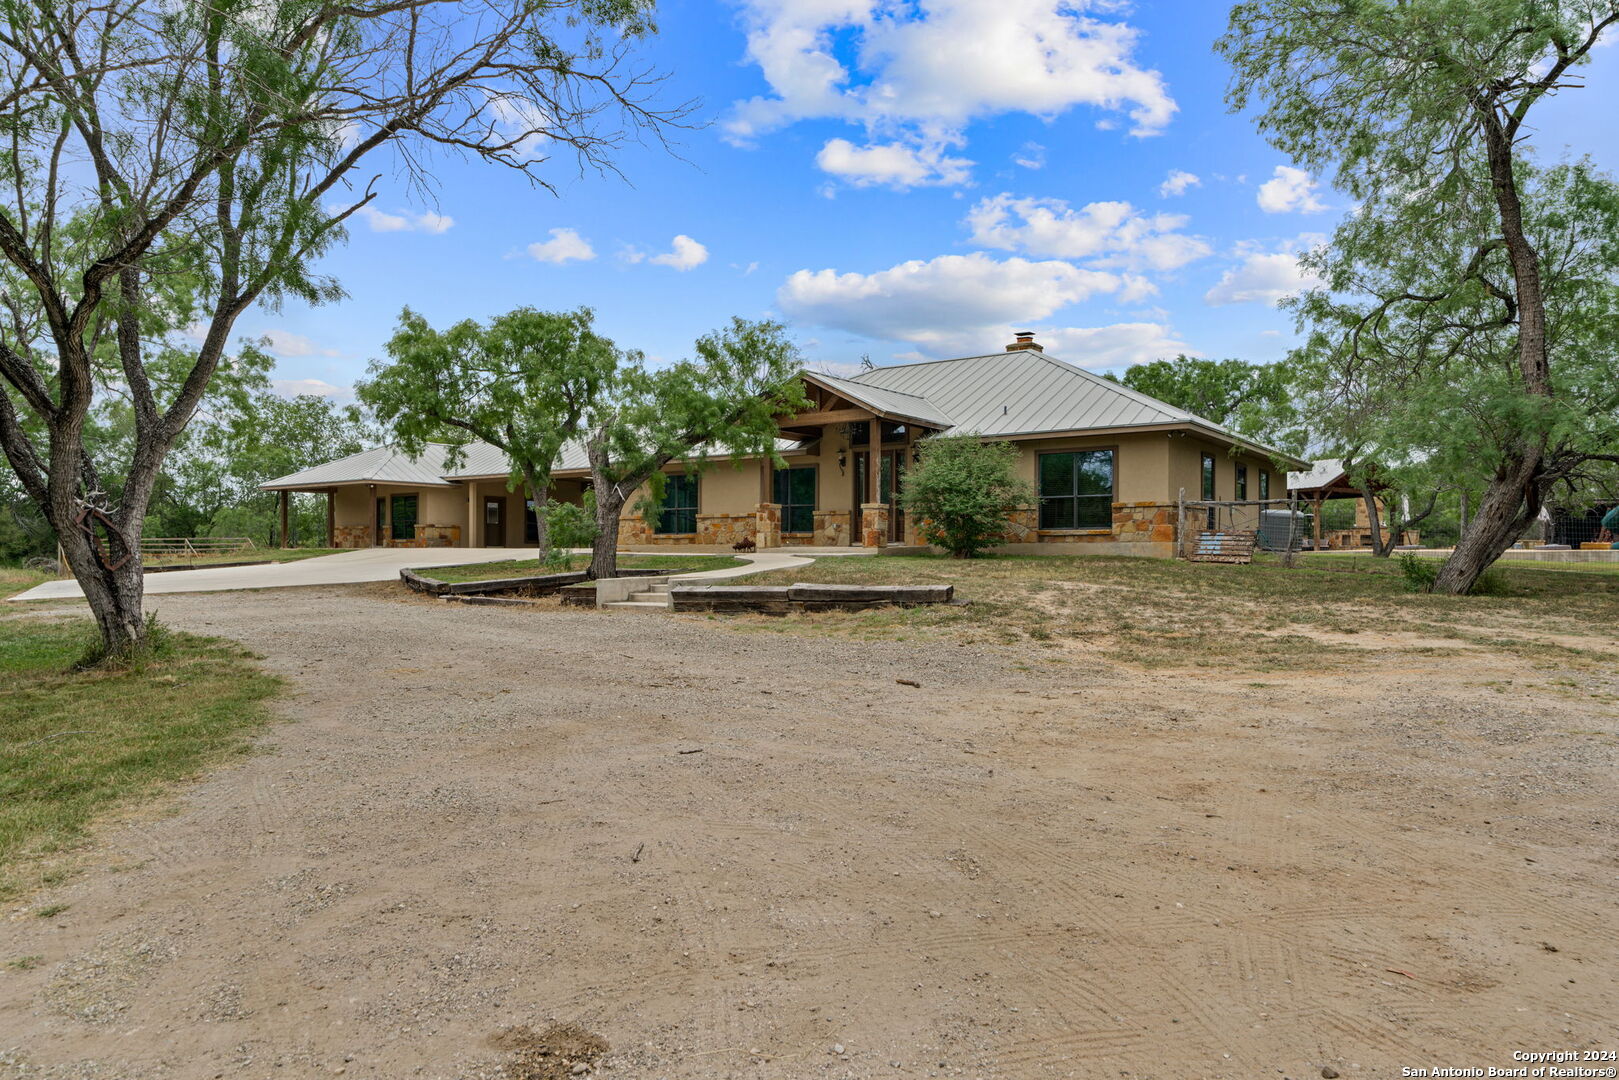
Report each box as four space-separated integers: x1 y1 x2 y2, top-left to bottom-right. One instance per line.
589 490 624 579
1361 487 1386 556
1432 457 1538 594
54 511 147 660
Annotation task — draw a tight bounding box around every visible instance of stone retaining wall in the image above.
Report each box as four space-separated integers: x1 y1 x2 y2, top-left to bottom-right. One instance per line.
670 582 954 614
333 525 371 548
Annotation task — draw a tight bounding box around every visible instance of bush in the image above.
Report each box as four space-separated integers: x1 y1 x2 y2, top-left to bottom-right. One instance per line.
543 498 598 567
1399 552 1439 592
900 437 1033 558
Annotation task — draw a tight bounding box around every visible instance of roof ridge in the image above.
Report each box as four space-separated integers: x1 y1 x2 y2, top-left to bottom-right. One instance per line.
806 368 934 402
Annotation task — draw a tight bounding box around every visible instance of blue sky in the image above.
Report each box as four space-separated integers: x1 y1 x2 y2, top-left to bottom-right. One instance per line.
251 0 1619 399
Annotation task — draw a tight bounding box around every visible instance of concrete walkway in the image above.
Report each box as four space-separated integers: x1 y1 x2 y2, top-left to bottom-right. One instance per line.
8 546 871 602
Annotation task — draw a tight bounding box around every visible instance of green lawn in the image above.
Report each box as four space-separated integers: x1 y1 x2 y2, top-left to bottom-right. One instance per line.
0 566 51 600
420 553 748 584
740 551 1619 671
1306 550 1619 576
0 618 280 900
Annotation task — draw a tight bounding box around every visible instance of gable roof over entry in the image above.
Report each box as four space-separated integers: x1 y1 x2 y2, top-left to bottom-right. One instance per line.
259 443 458 490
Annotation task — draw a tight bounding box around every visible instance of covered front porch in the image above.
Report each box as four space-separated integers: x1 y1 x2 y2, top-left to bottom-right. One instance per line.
619 372 952 551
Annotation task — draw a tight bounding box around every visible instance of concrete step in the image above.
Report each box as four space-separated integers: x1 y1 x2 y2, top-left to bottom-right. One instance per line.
628 591 670 603
604 600 670 611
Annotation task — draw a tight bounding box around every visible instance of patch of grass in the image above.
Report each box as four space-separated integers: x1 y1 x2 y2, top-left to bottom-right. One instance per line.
0 617 280 901
6 955 43 970
741 551 1619 671
421 553 748 584
34 903 68 918
0 565 51 600
143 547 342 569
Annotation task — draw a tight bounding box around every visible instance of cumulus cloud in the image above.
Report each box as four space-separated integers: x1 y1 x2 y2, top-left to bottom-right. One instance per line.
649 234 710 271
258 329 341 358
1204 250 1325 306
726 0 1176 168
271 378 353 399
1256 165 1326 213
965 193 1212 272
526 227 596 264
355 206 455 233
777 252 1132 347
1159 169 1200 197
815 138 973 188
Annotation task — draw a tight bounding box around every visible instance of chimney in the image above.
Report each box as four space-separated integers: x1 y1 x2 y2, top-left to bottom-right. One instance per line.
1007 330 1041 352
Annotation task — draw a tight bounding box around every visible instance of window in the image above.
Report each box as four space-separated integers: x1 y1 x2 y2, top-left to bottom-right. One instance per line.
1038 450 1114 529
1236 464 1248 501
525 499 538 544
774 466 817 533
390 494 418 540
655 474 698 534
1259 471 1270 501
1201 453 1216 501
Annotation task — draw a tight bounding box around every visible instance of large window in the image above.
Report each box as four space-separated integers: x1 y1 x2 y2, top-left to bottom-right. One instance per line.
1201 453 1216 501
525 499 539 544
1258 471 1270 501
1236 464 1248 501
390 494 418 540
655 474 698 534
774 466 817 533
1038 450 1114 529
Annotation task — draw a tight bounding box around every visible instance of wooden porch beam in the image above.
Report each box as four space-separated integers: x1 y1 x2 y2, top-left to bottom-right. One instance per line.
779 407 876 426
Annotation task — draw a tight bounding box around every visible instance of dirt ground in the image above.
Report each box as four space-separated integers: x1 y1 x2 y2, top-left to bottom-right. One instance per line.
1 584 1616 1079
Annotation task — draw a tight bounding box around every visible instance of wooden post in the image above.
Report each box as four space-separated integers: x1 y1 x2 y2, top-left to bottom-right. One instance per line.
325 490 335 548
1313 496 1323 551
279 490 290 548
466 481 481 548
867 417 879 504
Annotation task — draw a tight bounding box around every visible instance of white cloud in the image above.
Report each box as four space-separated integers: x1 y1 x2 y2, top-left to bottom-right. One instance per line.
1159 169 1200 197
259 329 341 358
526 227 596 264
355 205 456 234
965 193 1211 272
1013 142 1046 170
726 0 1177 159
271 378 353 399
1204 251 1325 306
815 137 973 188
1256 165 1326 214
649 234 709 271
777 252 1129 346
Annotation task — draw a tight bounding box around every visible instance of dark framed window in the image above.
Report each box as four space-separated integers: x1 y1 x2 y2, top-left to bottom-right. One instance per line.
1038 450 1114 529
525 499 539 544
390 494 418 540
1201 453 1216 501
774 466 817 533
655 474 698 534
1258 471 1271 501
1236 464 1248 501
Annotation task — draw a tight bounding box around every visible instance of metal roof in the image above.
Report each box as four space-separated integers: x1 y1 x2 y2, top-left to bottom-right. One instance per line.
802 371 956 428
851 350 1209 437
1287 459 1347 492
259 444 458 490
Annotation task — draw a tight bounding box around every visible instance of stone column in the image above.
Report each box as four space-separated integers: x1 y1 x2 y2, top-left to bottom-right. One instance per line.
755 502 782 549
466 481 481 548
861 503 889 548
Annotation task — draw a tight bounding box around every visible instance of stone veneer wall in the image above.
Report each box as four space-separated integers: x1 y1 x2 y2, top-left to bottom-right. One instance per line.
698 513 756 546
813 509 850 547
755 502 782 549
995 503 1179 548
333 525 372 549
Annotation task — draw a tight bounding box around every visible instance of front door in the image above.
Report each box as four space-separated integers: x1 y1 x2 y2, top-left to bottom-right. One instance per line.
881 451 906 542
483 497 505 547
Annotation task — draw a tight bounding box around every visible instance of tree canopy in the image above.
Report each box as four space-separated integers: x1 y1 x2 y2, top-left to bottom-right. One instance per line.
1108 356 1304 455
1221 0 1619 593
360 307 623 562
0 0 680 658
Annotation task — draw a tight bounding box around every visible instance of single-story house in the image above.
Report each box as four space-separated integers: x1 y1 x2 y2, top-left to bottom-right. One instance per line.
262 333 1310 557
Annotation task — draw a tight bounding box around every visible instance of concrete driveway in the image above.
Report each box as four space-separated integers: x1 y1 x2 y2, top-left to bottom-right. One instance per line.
7 547 825 602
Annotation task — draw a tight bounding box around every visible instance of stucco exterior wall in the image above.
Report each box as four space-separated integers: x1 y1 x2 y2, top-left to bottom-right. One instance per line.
1167 435 1284 505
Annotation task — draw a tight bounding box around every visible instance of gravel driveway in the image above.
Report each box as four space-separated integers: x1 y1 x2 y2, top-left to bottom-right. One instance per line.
1 586 1615 1079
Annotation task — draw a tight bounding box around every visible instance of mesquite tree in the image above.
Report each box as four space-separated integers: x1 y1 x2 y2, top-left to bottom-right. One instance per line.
0 0 677 659
360 307 621 563
1221 0 1619 594
583 318 807 579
